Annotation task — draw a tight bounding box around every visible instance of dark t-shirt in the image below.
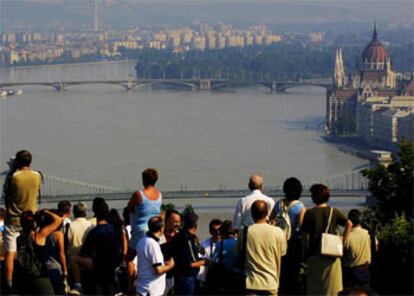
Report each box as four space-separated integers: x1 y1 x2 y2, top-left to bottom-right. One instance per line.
300 207 348 258
170 229 200 277
82 223 118 284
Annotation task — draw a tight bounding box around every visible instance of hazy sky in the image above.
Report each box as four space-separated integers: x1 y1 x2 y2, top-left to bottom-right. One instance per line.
0 0 413 32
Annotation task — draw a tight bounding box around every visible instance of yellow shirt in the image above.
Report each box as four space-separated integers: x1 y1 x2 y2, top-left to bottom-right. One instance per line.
237 223 287 292
5 169 42 225
343 226 371 267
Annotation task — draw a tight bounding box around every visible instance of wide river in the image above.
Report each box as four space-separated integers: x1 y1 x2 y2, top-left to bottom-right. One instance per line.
0 61 367 192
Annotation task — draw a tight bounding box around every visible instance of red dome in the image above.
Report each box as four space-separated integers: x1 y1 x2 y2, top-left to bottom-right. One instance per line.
362 39 389 63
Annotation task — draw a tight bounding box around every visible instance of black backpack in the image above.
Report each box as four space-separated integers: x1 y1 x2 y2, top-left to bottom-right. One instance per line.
17 233 43 277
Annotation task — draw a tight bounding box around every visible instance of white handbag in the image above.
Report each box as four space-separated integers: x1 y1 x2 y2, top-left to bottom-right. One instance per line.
321 207 343 257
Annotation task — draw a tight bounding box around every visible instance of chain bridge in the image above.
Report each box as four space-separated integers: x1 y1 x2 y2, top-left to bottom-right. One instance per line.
0 166 369 204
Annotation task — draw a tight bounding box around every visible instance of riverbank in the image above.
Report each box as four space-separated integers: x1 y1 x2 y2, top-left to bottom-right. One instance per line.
1 59 137 70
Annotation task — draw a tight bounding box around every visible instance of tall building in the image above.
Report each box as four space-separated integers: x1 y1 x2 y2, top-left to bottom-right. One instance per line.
326 24 409 137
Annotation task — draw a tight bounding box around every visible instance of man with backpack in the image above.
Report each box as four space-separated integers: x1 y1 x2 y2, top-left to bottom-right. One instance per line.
270 177 306 295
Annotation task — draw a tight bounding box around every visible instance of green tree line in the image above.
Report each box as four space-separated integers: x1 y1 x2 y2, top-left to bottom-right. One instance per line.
124 43 414 81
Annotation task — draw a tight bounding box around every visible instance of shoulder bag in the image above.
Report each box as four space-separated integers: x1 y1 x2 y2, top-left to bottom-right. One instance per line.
321 207 343 257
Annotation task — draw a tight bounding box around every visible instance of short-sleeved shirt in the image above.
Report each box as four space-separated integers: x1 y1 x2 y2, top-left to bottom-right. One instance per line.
343 226 371 267
170 230 200 277
237 223 287 292
136 235 166 296
300 207 348 258
81 223 118 284
5 169 42 226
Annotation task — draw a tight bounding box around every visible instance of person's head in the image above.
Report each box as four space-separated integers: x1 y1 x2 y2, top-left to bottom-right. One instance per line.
20 211 36 232
283 177 303 201
14 150 32 169
92 197 106 215
35 210 55 229
108 209 124 228
122 207 130 226
148 216 164 235
0 207 5 221
219 220 236 239
94 200 109 222
73 202 88 218
251 200 268 222
142 168 159 188
310 183 330 205
348 209 363 226
183 211 198 231
165 209 181 233
248 174 264 191
209 219 222 240
57 200 71 218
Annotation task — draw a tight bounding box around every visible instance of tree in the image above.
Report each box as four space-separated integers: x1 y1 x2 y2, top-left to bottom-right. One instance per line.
362 140 414 222
362 141 414 295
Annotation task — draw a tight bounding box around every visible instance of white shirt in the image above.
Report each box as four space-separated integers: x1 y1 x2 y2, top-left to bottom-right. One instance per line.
197 237 217 282
232 189 275 229
67 217 94 256
136 236 166 296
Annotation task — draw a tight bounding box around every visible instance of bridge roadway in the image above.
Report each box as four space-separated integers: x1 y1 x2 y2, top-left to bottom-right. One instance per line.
35 188 368 204
0 78 332 92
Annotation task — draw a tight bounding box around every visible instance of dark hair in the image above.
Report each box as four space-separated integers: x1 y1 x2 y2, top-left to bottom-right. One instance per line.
251 200 268 221
58 200 71 216
348 209 363 226
183 211 198 230
148 216 164 233
92 197 106 214
73 202 88 218
283 177 303 201
94 200 109 222
35 210 54 229
0 207 5 219
142 168 159 187
20 211 36 232
109 209 124 229
219 220 235 237
15 150 32 168
122 207 130 226
165 209 181 222
209 219 222 233
310 183 330 205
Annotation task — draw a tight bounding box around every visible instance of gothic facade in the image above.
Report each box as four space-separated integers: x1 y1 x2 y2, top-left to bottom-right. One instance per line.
326 25 403 136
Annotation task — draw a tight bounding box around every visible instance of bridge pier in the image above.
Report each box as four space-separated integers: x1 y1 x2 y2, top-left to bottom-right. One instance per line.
199 79 212 90
53 82 67 91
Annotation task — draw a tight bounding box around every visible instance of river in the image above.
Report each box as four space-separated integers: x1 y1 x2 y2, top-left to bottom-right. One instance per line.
0 61 367 192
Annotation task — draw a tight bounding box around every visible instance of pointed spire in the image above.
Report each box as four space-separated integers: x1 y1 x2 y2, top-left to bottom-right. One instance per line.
334 48 346 88
373 21 378 41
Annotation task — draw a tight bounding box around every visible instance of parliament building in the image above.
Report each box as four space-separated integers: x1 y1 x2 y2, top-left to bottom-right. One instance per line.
326 25 414 150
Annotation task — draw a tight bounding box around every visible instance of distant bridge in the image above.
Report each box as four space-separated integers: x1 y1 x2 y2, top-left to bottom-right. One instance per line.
0 78 333 92
0 165 369 204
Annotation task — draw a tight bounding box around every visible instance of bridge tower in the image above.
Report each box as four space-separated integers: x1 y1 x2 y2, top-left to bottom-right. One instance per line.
271 80 277 93
199 79 212 90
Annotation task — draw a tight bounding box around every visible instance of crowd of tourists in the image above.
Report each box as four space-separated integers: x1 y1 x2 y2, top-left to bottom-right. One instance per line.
0 150 376 296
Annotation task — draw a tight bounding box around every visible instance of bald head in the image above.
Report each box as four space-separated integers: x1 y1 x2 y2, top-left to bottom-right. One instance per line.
248 174 264 191
251 200 268 222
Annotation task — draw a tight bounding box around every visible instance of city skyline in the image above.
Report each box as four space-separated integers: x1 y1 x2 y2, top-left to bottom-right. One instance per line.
0 0 412 33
